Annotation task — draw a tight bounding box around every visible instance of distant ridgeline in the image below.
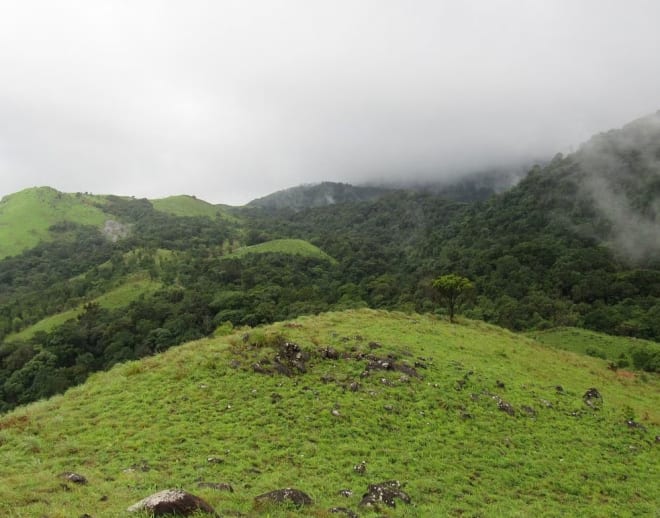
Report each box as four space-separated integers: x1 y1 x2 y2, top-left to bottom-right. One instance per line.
0 112 659 410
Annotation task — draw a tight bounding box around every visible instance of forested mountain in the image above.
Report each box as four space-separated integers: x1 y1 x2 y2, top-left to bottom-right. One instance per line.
0 112 659 411
246 181 391 210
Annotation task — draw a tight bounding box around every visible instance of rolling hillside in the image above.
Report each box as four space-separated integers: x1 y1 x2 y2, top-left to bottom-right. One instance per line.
0 310 657 517
0 187 108 259
6 275 161 342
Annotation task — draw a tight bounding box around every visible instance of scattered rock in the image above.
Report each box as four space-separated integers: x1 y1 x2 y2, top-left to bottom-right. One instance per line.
383 405 394 412
521 405 537 417
338 489 353 497
99 495 108 502
331 409 342 417
497 399 515 416
348 381 360 392
252 362 271 375
368 341 382 349
625 420 646 431
197 482 234 492
329 507 358 517
555 385 564 393
583 388 603 409
321 374 336 383
80 514 92 518
229 360 241 369
61 472 87 484
322 347 340 359
655 435 660 443
359 480 411 509
354 461 367 474
496 380 505 389
207 456 224 464
127 489 217 516
253 488 313 508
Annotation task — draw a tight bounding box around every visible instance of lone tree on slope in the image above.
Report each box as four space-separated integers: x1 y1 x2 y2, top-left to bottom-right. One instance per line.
432 274 475 323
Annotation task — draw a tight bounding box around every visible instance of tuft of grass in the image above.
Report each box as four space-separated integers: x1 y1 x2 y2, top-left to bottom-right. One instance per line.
228 239 336 263
0 187 108 259
0 310 658 517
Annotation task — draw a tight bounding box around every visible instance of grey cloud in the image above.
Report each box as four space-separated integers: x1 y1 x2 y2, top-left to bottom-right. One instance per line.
1 1 660 204
575 113 660 263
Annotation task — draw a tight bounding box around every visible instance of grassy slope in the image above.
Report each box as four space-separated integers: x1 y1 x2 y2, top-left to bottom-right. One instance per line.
530 327 659 364
150 195 220 219
229 238 336 263
0 187 108 259
150 195 240 223
0 310 657 517
7 276 161 341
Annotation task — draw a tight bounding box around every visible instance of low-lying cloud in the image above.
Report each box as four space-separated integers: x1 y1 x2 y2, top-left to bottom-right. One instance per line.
576 112 660 263
1 1 660 204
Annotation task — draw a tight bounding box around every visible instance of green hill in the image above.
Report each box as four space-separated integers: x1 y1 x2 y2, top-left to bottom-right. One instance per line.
6 276 161 342
150 195 220 219
228 238 336 263
0 310 657 517
0 187 108 259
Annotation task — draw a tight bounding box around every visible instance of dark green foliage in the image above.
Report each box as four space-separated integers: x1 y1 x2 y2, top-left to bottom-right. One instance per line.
432 274 475 322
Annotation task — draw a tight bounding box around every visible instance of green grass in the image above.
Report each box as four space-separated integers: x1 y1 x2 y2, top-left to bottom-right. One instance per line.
529 327 659 367
150 195 221 219
228 239 336 263
7 276 161 341
150 195 240 223
0 310 657 517
0 187 108 259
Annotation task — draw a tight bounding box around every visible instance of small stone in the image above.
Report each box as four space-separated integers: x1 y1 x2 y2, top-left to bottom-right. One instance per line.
359 480 411 508
207 457 224 464
331 409 342 417
127 489 216 515
253 488 313 507
339 489 353 497
61 472 87 484
353 461 367 474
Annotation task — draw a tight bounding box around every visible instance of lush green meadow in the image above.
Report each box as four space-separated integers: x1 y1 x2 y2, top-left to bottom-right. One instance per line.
0 310 657 517
531 327 660 371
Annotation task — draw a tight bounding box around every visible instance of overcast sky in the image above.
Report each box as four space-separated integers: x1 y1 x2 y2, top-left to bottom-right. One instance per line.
1 1 659 205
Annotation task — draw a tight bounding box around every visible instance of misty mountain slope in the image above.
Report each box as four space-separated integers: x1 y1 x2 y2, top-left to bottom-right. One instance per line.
247 181 392 210
572 110 660 262
0 310 657 517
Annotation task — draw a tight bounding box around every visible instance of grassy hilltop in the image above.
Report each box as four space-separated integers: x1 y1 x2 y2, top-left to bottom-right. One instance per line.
0 187 107 259
0 310 657 517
